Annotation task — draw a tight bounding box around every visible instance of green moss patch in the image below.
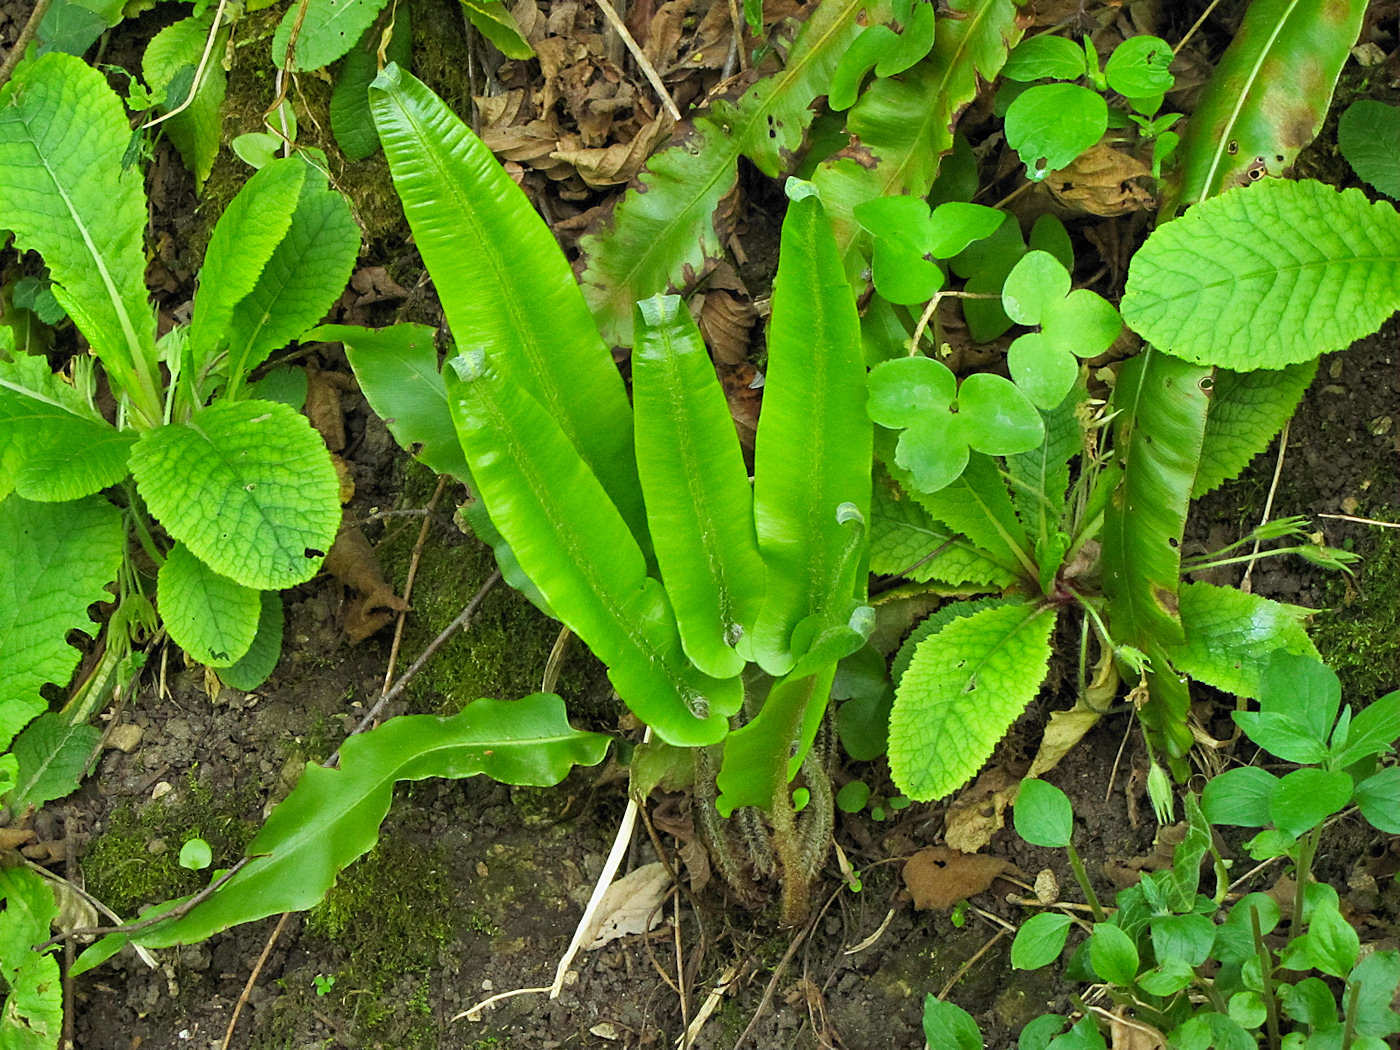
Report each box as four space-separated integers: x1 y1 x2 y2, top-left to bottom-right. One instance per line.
1314 523 1400 699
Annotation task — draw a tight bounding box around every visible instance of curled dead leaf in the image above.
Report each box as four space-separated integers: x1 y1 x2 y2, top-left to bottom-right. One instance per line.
323 525 409 644
584 861 672 949
944 765 1020 854
1044 142 1155 217
903 846 1012 911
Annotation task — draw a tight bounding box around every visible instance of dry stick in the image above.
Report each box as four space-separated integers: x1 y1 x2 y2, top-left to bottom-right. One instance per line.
1173 0 1225 55
672 889 690 1045
25 859 159 970
381 476 448 697
592 0 681 122
219 912 292 1050
0 0 54 91
140 0 229 129
726 0 749 73
732 914 815 1050
1240 420 1289 595
1319 512 1400 529
936 927 1009 1000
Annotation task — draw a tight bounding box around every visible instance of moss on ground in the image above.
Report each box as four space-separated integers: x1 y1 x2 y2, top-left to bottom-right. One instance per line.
83 775 256 916
1313 523 1400 700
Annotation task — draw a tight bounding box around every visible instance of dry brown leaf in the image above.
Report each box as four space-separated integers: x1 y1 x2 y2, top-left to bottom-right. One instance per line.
0 828 35 851
718 362 760 451
1027 704 1104 779
696 290 755 365
1109 1009 1167 1050
944 765 1021 854
1045 143 1155 217
552 113 676 187
305 365 349 451
584 862 672 949
903 846 1012 911
322 525 409 644
348 266 410 306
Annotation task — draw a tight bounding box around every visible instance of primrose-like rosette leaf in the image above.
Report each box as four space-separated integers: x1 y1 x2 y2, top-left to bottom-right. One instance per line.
157 544 262 668
8 712 102 814
131 695 609 948
1122 179 1400 369
889 601 1056 801
1004 83 1107 181
129 400 342 590
869 474 1016 588
1194 362 1317 498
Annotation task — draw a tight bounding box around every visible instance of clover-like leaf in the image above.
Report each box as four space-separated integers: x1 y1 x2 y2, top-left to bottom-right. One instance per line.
955 372 1044 454
1004 83 1107 180
1002 250 1070 325
926 202 1005 258
1041 288 1122 357
867 355 957 429
1009 332 1079 410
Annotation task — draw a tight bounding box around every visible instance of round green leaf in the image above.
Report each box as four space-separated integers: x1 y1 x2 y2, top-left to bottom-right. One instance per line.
1150 913 1215 968
1008 332 1079 410
1105 36 1173 99
1004 84 1107 180
1228 990 1267 1030
836 779 871 813
1338 101 1400 199
867 356 957 428
872 240 944 304
157 544 261 667
1355 767 1400 834
1001 35 1086 82
1041 288 1122 358
130 400 342 590
178 837 213 870
1202 766 1279 827
1011 911 1073 970
1014 777 1073 847
1269 767 1353 839
1137 959 1196 996
957 372 1046 453
1002 250 1070 325
217 592 285 691
854 195 932 250
1089 922 1140 986
894 411 969 494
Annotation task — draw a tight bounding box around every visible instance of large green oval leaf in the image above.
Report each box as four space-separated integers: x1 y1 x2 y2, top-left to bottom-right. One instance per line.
749 191 872 675
446 355 739 746
157 544 261 667
1122 180 1400 369
130 695 609 948
889 601 1055 802
369 64 647 547
633 295 763 679
129 399 341 590
0 494 123 750
0 53 160 424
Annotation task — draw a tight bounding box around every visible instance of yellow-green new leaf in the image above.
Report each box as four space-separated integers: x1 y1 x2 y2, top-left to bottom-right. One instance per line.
750 191 872 675
889 601 1055 802
369 64 647 547
446 356 739 746
633 295 763 679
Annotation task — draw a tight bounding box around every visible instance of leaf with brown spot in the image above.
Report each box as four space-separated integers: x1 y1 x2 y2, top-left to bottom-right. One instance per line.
903 846 1012 911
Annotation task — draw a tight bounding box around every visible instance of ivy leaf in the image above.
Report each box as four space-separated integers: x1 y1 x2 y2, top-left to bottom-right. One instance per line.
1001 35 1084 82
132 695 609 948
1338 101 1400 199
129 400 342 590
1122 180 1400 369
1194 362 1317 498
0 494 123 751
157 544 261 667
142 12 228 189
889 601 1055 801
1164 582 1318 699
273 0 390 70
0 867 61 1049
1004 83 1107 180
217 592 284 691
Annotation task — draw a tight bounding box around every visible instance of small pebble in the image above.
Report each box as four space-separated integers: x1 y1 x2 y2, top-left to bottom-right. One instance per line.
106 724 143 753
151 780 173 800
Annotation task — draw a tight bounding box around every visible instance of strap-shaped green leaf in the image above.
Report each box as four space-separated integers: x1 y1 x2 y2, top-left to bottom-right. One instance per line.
813 0 1024 277
1005 389 1082 544
142 13 229 190
0 494 123 751
0 867 61 1047
576 0 867 344
129 400 341 590
157 544 261 667
1163 582 1318 699
1167 0 1366 213
217 592 284 691
0 354 134 502
446 355 739 745
131 695 608 948
633 295 763 680
1194 361 1316 498
0 53 161 424
1123 180 1400 369
369 64 647 546
749 192 871 675
189 158 307 375
273 0 390 70
889 601 1055 802
1101 350 1209 647
224 169 360 394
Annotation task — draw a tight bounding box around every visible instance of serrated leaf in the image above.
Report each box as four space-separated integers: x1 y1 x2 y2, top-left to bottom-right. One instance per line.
142 13 229 190
1194 361 1316 497
1168 0 1366 211
899 452 1030 579
273 0 390 70
445 357 738 746
0 53 161 423
1164 582 1318 698
813 0 1025 279
578 0 867 343
1339 101 1400 199
370 65 647 545
1005 388 1080 541
459 0 533 59
869 474 1015 587
217 591 284 691
130 400 341 590
889 601 1055 801
330 11 412 160
0 354 135 502
7 713 100 812
189 158 307 374
1123 180 1400 369
223 169 360 392
158 544 261 667
0 867 61 1050
133 695 608 947
0 494 123 751
633 295 762 679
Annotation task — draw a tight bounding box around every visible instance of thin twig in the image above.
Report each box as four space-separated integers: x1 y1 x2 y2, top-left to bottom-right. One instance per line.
382 477 447 695
726 0 749 73
220 911 291 1050
141 0 229 129
733 917 813 1050
1173 0 1225 54
0 0 54 91
592 0 681 121
1241 420 1289 594
1319 513 1400 529
937 927 1009 1000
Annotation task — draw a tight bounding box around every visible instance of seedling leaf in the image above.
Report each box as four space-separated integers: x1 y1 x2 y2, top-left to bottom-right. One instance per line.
1012 911 1073 969
1004 83 1106 180
1014 777 1072 847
